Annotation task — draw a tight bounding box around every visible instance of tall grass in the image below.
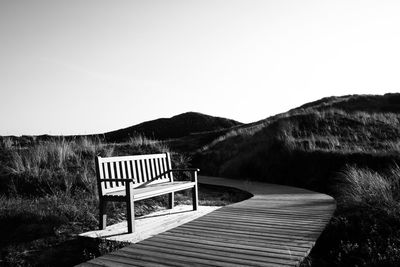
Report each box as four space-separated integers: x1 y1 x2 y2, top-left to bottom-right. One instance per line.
1 137 14 150
128 134 169 152
303 165 400 266
1 135 172 197
2 138 104 196
0 135 188 266
338 165 400 206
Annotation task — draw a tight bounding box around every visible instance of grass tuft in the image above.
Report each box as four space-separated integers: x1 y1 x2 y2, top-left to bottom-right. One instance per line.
338 165 394 206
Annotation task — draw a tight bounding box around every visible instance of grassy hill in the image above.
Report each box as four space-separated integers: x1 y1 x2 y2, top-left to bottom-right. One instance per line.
297 93 400 113
193 93 400 193
103 112 242 142
0 112 242 146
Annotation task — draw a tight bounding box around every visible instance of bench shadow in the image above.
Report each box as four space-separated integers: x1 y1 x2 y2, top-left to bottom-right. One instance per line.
99 208 198 238
28 236 129 267
136 207 195 220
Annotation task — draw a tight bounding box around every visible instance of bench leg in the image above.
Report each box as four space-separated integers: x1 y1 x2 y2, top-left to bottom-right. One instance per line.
126 190 135 233
99 200 107 230
192 185 198 211
168 192 174 209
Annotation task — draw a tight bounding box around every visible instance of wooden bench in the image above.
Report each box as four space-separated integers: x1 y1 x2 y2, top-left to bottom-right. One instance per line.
95 152 199 233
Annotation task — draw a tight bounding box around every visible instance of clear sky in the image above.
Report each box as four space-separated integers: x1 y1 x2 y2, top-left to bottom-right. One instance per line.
1 0 400 136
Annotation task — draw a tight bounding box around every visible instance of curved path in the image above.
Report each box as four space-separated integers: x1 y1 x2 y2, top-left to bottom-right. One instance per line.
79 176 336 267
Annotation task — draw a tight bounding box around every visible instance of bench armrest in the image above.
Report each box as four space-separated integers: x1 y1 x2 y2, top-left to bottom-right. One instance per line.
170 168 199 182
170 168 200 172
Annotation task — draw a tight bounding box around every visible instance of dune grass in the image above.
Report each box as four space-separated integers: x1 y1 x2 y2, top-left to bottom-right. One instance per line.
338 165 400 206
302 165 400 267
0 136 249 266
0 136 164 266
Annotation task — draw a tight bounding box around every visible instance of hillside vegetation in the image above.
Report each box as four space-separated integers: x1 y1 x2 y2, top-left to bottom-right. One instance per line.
194 93 400 193
103 112 242 142
298 93 400 113
0 112 242 147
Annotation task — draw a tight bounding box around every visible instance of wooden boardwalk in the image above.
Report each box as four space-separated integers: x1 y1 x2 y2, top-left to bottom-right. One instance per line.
78 176 336 267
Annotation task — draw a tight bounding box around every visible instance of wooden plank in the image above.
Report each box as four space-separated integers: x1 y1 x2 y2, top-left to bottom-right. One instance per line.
153 158 160 180
122 245 285 267
115 160 121 187
147 158 154 182
199 214 328 228
145 159 151 182
90 256 145 267
156 158 163 179
216 207 333 217
77 262 105 267
187 217 321 234
119 247 248 267
195 215 326 228
160 158 167 179
184 220 323 236
158 159 166 179
109 162 116 190
96 158 105 193
99 153 167 163
167 229 315 247
205 212 331 223
135 239 296 266
198 211 328 225
126 181 135 233
154 234 307 257
122 161 128 185
129 160 136 184
175 219 321 238
126 160 132 180
158 230 312 251
172 224 319 242
165 152 173 181
102 250 200 267
141 237 303 262
136 160 143 184
103 162 109 190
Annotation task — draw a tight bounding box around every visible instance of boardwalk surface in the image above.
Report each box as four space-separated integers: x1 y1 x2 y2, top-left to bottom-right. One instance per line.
79 176 336 267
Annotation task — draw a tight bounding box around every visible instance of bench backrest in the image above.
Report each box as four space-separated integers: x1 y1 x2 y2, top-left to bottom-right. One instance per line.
95 152 174 195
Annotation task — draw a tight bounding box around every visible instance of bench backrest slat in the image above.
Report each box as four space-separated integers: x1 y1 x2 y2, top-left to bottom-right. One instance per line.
96 152 174 195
